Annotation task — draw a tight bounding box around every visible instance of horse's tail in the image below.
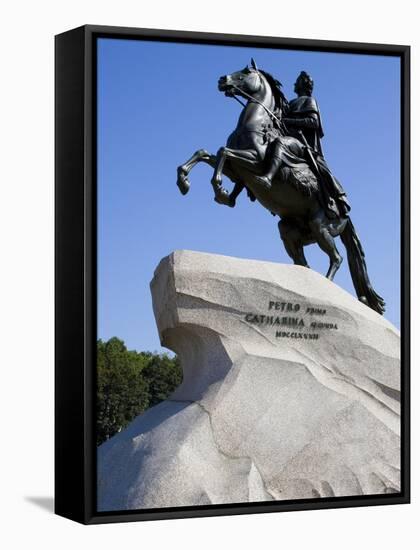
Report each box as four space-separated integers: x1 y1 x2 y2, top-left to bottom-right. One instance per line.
340 218 386 315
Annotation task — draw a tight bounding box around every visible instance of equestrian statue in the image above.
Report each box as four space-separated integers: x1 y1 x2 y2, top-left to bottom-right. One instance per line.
176 59 385 315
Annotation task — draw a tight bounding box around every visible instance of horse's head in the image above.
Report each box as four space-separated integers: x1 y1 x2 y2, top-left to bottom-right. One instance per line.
218 59 288 120
218 58 263 99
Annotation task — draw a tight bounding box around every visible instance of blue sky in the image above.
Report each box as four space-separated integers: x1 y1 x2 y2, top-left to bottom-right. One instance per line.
97 38 401 352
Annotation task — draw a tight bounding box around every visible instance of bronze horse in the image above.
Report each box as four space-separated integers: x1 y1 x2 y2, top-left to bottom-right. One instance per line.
176 61 385 315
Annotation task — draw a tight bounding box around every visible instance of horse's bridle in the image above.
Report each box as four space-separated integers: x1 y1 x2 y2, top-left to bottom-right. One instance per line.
228 76 282 128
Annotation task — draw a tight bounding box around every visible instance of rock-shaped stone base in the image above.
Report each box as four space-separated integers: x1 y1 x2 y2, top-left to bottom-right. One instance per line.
97 250 400 511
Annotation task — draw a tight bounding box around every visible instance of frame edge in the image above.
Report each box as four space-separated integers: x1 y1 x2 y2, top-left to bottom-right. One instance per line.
55 25 89 525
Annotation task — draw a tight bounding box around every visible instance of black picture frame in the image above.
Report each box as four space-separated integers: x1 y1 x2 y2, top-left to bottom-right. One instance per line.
55 24 410 525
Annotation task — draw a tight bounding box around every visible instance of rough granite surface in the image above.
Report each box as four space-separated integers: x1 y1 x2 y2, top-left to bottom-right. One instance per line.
97 250 401 511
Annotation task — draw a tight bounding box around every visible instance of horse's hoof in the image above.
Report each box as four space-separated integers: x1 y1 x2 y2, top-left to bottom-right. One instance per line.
214 195 229 206
214 188 231 206
177 178 190 195
177 171 190 195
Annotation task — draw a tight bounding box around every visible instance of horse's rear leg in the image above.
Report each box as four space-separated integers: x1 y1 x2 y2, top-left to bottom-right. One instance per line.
308 213 342 280
177 149 214 195
278 220 310 268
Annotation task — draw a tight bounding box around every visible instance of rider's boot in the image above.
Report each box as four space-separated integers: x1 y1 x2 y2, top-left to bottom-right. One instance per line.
254 154 282 189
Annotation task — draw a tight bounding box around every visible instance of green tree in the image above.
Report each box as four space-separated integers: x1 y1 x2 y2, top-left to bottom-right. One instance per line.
141 353 183 407
97 337 150 445
96 338 183 445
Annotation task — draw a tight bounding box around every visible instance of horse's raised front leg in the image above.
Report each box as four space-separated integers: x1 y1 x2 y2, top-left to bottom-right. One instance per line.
227 181 246 207
212 181 244 208
211 147 229 197
177 147 253 208
177 149 214 195
211 146 258 204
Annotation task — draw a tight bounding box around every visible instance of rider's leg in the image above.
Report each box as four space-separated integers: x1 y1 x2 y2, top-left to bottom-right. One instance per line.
308 211 343 280
254 139 284 189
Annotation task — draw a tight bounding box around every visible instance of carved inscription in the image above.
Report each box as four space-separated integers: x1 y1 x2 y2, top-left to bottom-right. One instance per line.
244 301 339 340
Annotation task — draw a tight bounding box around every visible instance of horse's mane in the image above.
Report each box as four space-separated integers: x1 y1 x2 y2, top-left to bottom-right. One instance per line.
258 69 289 113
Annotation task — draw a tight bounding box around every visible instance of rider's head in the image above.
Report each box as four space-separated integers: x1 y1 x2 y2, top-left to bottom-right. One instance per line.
294 71 314 96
